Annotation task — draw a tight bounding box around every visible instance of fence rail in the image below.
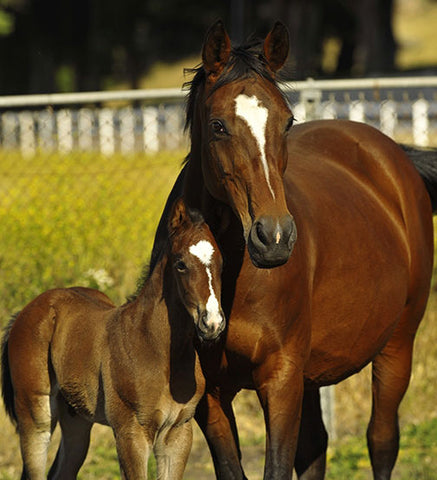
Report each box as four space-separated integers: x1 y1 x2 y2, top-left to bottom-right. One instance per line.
1 76 437 156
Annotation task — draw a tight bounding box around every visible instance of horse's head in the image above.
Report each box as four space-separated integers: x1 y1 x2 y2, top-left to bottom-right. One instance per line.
168 198 225 342
187 21 297 268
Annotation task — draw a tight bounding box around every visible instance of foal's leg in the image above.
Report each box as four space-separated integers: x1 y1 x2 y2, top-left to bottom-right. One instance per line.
195 388 247 479
47 399 92 480
154 421 193 480
294 388 328 480
114 422 151 479
15 393 53 480
367 323 417 480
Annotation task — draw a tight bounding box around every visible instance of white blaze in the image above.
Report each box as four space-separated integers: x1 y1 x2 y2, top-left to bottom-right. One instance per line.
189 240 221 324
235 94 275 199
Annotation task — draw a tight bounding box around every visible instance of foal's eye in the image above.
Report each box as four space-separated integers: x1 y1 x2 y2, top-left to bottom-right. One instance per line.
210 120 228 136
285 116 295 132
175 260 188 273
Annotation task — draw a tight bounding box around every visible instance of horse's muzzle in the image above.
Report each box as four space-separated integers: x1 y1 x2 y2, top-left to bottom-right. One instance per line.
248 214 297 268
195 308 226 342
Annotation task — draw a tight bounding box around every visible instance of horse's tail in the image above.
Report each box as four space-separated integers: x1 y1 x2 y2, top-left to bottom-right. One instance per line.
401 144 437 213
1 314 19 427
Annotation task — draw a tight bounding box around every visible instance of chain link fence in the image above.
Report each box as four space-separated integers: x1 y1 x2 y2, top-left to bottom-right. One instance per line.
0 77 436 443
1 75 436 335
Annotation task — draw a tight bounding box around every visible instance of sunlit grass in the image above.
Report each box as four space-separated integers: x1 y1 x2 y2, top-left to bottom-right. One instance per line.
0 149 185 320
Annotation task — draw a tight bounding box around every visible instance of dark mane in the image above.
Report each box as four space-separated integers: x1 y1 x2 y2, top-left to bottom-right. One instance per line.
128 204 206 303
184 39 288 136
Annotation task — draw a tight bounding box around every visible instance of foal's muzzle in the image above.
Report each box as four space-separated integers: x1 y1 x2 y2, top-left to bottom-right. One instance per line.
248 214 297 268
195 308 226 342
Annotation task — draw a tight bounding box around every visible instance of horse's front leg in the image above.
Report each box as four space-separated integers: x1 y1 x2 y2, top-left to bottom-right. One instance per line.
195 388 248 479
154 421 193 480
113 421 151 480
294 388 328 480
254 356 305 480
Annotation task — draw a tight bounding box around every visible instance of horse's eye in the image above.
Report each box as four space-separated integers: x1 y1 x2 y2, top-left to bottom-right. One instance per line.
285 116 295 132
175 260 188 273
210 120 228 136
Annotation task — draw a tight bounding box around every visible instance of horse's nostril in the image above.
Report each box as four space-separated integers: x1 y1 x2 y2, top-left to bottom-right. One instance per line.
200 311 208 328
256 221 269 246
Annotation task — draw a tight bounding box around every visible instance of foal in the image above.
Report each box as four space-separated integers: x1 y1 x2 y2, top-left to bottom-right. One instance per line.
1 198 225 480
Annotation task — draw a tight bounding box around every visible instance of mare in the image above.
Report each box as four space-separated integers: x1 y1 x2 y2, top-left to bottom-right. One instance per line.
1 198 225 480
148 21 437 480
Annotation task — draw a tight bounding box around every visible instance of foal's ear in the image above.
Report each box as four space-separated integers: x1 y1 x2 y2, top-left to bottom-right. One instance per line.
264 22 289 72
202 20 231 77
168 197 189 235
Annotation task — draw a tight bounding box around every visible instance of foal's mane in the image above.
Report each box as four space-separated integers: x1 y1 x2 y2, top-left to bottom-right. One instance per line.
184 39 290 137
128 206 206 303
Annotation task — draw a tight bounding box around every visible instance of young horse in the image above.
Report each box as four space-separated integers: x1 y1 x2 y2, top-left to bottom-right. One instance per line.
1 198 225 480
149 21 437 480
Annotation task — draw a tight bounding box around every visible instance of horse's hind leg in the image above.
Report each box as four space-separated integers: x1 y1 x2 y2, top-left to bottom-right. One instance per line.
48 399 92 480
294 388 328 480
14 392 54 480
367 318 418 480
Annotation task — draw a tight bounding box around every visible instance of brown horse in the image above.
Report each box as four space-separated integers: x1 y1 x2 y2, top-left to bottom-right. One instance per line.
1 198 225 480
148 21 437 480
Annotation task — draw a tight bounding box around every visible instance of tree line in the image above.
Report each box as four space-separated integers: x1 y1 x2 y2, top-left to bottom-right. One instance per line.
0 0 397 95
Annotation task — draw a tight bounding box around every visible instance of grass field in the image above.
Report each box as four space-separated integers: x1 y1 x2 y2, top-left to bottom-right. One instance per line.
1 148 437 478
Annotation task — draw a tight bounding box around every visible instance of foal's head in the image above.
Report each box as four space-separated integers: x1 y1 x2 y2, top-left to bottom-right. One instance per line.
186 21 297 268
168 198 225 342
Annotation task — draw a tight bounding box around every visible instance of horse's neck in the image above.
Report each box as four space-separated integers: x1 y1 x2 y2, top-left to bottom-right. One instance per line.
184 149 204 208
126 255 193 353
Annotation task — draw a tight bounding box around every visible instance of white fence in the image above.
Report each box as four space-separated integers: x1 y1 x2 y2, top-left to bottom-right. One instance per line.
0 76 437 156
1 77 436 439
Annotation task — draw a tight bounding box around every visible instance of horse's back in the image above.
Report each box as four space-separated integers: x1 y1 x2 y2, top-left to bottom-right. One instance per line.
7 288 112 419
286 120 434 383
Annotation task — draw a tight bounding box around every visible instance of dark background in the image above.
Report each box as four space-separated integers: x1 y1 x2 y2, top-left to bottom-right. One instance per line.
0 0 433 95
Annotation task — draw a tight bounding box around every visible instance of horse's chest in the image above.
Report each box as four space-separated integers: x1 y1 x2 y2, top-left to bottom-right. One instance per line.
131 355 205 432
153 393 198 430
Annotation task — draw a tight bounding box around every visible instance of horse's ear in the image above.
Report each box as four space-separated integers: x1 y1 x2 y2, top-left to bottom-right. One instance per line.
168 197 189 235
263 22 289 72
202 20 231 77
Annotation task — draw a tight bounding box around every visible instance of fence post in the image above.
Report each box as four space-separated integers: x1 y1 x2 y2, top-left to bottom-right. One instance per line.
320 386 337 441
57 109 73 153
78 108 94 151
300 79 322 121
99 108 115 155
349 95 366 123
143 106 159 153
18 111 36 156
321 94 337 119
412 97 429 147
37 110 55 151
1 112 18 149
380 99 397 139
120 107 136 153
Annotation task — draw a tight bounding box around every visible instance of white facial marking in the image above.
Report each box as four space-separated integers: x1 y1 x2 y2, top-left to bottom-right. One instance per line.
189 240 222 327
235 94 275 199
276 231 281 244
189 240 214 266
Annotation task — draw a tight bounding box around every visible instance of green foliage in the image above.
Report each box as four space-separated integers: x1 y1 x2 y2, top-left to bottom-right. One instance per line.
0 8 13 35
326 419 437 479
0 149 183 321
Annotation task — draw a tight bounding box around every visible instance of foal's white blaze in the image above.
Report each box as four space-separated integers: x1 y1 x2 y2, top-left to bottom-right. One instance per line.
235 94 275 199
189 240 222 329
